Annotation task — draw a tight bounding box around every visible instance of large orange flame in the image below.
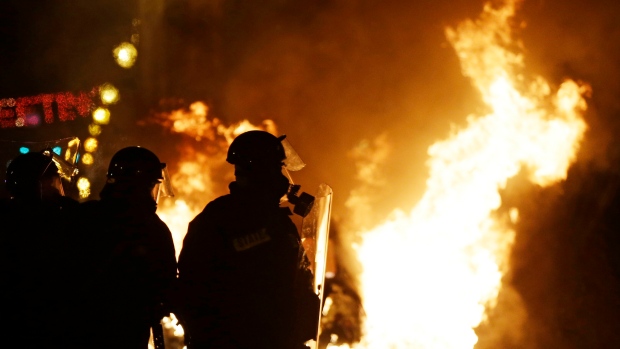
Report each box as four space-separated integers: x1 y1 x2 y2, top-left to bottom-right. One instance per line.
343 0 588 348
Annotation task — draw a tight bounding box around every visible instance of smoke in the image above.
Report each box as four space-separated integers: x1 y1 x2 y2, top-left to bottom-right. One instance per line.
519 0 620 166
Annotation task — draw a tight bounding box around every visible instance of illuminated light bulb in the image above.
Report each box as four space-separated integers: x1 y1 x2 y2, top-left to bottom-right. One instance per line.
92 107 110 125
77 177 91 199
19 147 30 154
88 124 102 136
99 83 120 105
113 42 138 69
84 138 98 153
15 118 25 127
52 146 62 155
81 153 94 165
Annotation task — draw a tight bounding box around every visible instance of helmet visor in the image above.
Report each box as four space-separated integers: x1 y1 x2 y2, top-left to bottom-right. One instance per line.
46 174 66 197
39 157 66 198
281 137 305 171
1 137 80 182
152 164 174 202
159 165 174 198
42 148 80 180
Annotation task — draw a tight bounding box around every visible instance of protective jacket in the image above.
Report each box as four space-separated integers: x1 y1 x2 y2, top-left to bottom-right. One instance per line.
0 195 79 348
72 195 177 349
178 183 306 349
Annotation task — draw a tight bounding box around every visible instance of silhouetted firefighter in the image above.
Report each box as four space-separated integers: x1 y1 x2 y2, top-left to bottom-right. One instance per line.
0 151 79 348
71 146 176 349
177 130 319 349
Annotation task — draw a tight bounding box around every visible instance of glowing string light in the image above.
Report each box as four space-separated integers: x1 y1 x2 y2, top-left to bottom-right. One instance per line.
77 177 91 199
84 138 98 153
99 83 120 105
92 107 110 125
81 153 94 165
88 124 102 136
113 42 138 69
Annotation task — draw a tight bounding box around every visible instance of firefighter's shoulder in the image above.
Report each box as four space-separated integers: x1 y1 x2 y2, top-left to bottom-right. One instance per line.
192 194 235 223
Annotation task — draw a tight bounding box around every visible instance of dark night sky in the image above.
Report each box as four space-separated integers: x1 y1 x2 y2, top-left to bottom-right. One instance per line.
2 1 620 347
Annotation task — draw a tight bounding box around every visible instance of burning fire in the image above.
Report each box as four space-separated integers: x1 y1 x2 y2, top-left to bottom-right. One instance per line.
151 1 588 347
155 102 279 256
344 1 588 348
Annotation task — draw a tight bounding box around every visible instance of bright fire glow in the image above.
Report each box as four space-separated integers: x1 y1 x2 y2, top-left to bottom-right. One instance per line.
349 1 588 348
162 313 185 337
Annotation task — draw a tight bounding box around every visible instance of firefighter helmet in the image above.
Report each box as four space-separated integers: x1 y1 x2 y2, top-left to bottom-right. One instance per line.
226 130 286 170
105 146 174 201
107 146 165 183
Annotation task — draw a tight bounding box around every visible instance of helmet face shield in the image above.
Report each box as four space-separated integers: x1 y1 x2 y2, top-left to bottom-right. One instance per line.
40 157 65 197
42 173 66 197
151 183 162 202
156 164 174 201
42 148 79 181
53 176 65 196
148 164 175 203
281 137 306 171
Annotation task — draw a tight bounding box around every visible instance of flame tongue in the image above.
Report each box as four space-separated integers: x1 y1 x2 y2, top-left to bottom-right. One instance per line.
350 0 588 348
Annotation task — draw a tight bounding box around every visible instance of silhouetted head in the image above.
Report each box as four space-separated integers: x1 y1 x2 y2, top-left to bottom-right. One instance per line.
5 152 64 200
227 130 286 170
107 146 164 182
226 131 290 202
102 146 171 202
